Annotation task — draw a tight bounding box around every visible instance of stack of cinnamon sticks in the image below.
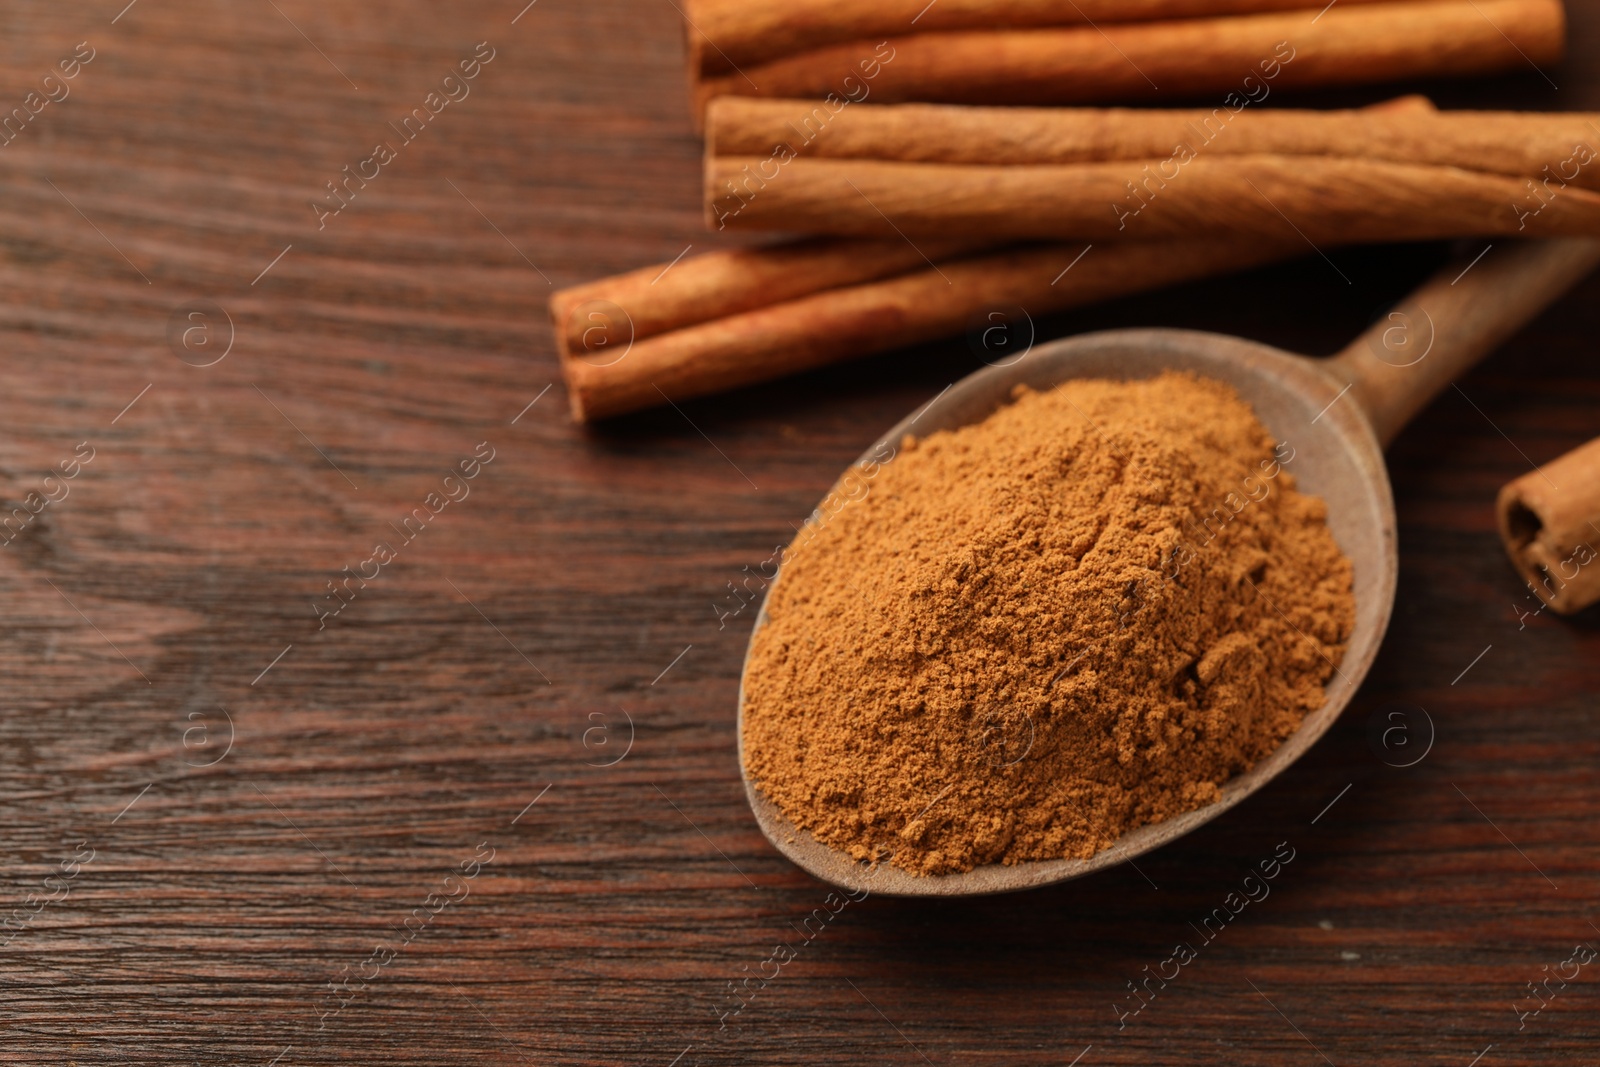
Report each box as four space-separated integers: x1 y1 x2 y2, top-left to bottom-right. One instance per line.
550 0 1579 421
555 235 1301 420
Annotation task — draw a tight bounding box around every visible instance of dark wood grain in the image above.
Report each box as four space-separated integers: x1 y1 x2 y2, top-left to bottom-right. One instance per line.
0 1 1598 1064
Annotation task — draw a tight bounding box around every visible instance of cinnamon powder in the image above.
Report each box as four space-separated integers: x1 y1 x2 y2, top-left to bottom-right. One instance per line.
742 372 1354 876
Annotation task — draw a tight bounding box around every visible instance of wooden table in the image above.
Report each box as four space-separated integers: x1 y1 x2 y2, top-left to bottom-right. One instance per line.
1 2 1597 1063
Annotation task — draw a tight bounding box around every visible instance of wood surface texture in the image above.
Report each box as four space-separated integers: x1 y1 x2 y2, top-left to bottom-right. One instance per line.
0 1 1598 1064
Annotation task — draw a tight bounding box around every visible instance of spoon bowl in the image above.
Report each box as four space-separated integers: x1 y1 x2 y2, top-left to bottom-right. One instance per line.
738 239 1600 897
741 328 1389 895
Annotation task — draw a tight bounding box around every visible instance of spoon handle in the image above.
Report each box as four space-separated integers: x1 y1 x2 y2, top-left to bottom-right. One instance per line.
1326 238 1600 448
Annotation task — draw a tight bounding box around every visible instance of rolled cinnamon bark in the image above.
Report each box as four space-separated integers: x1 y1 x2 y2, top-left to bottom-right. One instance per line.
684 0 1403 74
562 238 1302 420
692 0 1564 115
1498 438 1600 616
706 155 1600 241
554 95 1436 420
550 237 987 357
710 98 1600 189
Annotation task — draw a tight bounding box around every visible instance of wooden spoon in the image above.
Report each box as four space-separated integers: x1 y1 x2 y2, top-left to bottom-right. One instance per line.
738 238 1600 897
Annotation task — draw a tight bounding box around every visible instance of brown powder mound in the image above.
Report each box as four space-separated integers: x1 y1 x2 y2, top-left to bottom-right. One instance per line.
741 371 1355 876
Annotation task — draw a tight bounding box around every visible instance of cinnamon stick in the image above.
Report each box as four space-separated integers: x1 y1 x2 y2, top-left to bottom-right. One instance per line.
692 0 1564 115
684 0 1403 75
710 98 1600 189
561 238 1301 421
705 155 1600 242
550 237 987 357
1498 438 1600 616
